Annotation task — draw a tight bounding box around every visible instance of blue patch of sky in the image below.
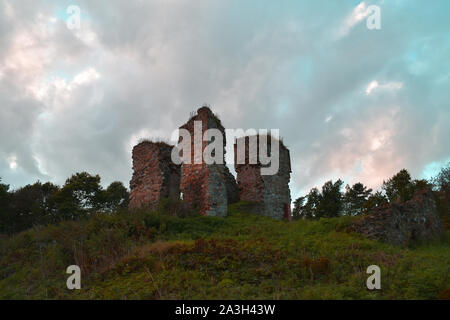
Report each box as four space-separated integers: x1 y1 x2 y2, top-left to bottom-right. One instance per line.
421 158 449 180
291 57 314 84
53 1 91 23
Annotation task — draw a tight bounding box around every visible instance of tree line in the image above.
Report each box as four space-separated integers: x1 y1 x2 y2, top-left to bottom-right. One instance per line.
1 164 448 234
293 165 450 220
0 172 129 235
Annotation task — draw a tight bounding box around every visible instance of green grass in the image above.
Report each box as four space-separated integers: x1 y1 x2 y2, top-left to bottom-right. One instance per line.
0 202 449 300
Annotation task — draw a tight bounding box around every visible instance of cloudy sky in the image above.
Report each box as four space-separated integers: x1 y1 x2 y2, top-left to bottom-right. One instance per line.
1 0 449 199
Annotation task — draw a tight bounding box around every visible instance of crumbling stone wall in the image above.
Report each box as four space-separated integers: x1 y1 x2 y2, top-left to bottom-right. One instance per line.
179 106 238 217
128 106 293 220
129 141 181 210
351 189 443 246
234 135 292 220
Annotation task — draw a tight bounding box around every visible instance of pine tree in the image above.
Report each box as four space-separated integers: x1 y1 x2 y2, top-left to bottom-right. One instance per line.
343 182 372 216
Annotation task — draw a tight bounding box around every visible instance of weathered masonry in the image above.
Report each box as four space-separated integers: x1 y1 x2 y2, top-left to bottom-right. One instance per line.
129 141 181 210
178 106 239 216
234 135 292 220
351 189 443 246
129 105 292 220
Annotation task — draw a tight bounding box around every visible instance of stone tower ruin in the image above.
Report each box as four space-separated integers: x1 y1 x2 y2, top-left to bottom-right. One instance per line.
129 105 292 220
178 106 239 217
129 141 181 210
234 135 292 220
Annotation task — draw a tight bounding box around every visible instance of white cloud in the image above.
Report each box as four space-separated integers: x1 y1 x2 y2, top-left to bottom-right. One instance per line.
72 68 100 86
338 2 369 38
365 80 379 95
365 80 403 95
8 155 18 170
28 67 101 101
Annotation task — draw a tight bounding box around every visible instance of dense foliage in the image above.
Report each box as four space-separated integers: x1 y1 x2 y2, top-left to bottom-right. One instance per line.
0 172 129 235
293 166 448 221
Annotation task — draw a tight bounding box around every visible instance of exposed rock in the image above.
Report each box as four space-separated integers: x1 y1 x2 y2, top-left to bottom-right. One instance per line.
351 189 443 246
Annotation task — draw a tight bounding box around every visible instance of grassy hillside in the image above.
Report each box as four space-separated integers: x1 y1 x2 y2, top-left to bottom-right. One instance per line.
0 201 449 300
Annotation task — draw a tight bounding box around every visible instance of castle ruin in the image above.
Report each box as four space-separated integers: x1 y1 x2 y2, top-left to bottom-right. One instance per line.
129 141 181 210
351 188 443 246
178 106 239 216
129 106 291 219
234 135 292 220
